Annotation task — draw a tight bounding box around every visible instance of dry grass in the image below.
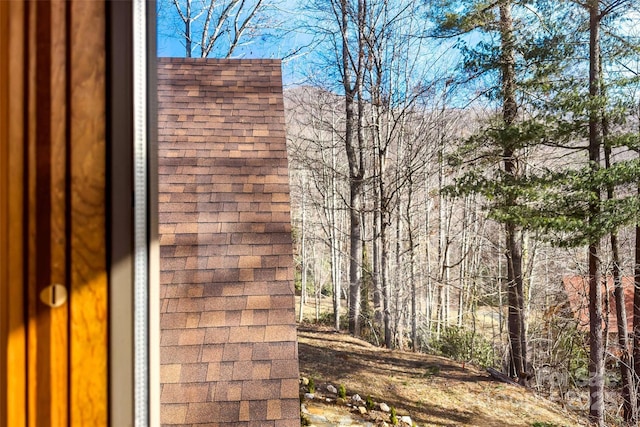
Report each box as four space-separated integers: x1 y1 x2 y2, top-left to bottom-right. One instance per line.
298 324 588 427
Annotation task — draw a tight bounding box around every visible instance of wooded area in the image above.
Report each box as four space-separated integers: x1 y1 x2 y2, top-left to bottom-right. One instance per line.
158 0 640 425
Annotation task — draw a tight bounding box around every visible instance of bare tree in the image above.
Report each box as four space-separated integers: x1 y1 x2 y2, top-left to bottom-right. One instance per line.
286 87 349 330
325 0 368 336
159 0 278 58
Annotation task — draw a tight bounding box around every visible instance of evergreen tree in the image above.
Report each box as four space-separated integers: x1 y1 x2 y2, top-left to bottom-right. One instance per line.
439 7 640 421
457 2 640 423
431 0 568 384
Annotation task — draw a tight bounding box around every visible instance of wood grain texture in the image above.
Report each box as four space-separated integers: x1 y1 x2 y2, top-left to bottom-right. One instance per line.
49 1 69 425
0 2 26 427
69 1 108 426
0 3 7 421
26 2 40 425
0 3 9 425
2 2 109 426
7 1 27 424
27 2 71 426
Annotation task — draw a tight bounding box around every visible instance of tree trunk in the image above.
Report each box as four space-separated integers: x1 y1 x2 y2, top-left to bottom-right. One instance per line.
339 0 365 337
436 141 446 338
634 118 640 418
458 195 470 328
604 102 637 424
373 177 382 328
498 236 504 341
330 119 342 331
407 172 417 351
505 223 526 380
185 0 192 57
360 244 371 333
313 246 321 323
611 232 636 423
587 2 604 424
381 212 391 347
384 194 399 349
348 183 363 335
588 244 604 426
424 181 433 334
499 0 528 383
373 89 388 344
298 177 307 323
635 214 640 412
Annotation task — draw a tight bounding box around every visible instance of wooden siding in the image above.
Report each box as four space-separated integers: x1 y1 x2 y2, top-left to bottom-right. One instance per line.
563 276 635 333
0 2 26 426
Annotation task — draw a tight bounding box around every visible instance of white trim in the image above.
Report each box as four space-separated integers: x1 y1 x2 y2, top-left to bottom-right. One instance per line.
133 1 150 426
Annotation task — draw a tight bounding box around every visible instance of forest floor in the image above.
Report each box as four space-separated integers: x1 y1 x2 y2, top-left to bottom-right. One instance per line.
297 324 589 427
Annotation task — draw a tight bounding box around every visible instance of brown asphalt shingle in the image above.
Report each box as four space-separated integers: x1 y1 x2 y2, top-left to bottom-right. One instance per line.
158 58 300 427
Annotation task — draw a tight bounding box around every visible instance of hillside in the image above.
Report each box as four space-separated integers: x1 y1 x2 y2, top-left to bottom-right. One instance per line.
298 325 588 427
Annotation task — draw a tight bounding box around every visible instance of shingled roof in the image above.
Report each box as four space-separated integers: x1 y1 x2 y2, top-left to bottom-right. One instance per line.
158 58 300 426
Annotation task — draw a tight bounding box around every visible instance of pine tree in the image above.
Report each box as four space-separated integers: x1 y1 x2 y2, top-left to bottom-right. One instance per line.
467 1 640 422
432 0 559 384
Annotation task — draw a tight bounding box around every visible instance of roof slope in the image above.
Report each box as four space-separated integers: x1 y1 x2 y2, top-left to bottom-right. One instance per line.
158 58 299 427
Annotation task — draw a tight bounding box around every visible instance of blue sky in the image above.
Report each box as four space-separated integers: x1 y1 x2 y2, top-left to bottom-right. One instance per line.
156 0 311 85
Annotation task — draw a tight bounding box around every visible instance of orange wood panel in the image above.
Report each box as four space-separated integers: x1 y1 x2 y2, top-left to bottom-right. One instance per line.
25 2 69 426
26 2 40 424
0 3 6 421
0 2 26 427
0 2 9 424
68 1 108 425
7 1 27 424
49 1 70 425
